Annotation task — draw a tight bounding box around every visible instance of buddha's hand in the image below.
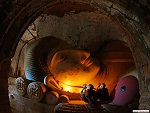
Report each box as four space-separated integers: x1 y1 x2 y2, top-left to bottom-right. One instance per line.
44 75 62 90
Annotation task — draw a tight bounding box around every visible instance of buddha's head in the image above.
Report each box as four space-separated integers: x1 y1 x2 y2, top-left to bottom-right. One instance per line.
48 49 100 87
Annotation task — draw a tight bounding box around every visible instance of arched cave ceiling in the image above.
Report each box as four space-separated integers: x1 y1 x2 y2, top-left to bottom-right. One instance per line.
0 0 150 59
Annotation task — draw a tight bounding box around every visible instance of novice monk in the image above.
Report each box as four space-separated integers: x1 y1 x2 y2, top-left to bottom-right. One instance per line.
80 84 98 104
97 83 109 101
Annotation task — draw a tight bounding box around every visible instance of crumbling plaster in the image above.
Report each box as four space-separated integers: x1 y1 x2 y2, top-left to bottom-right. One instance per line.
35 12 125 54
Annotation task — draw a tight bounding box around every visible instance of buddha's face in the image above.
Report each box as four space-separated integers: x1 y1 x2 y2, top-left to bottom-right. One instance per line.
49 49 100 87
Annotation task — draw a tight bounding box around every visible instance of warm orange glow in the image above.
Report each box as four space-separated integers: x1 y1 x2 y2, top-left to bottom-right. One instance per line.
59 80 82 93
65 86 71 92
49 49 100 89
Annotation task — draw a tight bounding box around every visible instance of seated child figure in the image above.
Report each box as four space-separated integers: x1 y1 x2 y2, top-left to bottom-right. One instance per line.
80 84 98 104
97 83 109 101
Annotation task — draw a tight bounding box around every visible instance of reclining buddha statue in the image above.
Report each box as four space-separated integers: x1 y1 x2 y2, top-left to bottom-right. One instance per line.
22 36 139 113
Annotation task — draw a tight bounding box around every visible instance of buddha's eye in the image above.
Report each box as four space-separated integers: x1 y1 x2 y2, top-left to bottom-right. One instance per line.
81 55 86 60
59 54 66 62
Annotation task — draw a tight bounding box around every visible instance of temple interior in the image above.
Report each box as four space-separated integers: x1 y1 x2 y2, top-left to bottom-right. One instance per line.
0 0 150 113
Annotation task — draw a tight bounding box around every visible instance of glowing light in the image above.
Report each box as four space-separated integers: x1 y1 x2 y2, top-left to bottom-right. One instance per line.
66 86 71 92
62 81 71 92
59 80 82 93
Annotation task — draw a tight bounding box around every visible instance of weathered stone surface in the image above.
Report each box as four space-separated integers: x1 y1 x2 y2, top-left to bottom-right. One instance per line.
35 12 125 54
10 93 55 113
0 59 11 113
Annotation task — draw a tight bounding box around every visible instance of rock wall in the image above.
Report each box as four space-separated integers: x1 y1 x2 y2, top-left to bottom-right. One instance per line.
35 12 125 54
10 24 37 78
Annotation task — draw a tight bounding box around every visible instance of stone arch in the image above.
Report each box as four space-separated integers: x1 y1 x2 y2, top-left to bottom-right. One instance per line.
0 0 149 112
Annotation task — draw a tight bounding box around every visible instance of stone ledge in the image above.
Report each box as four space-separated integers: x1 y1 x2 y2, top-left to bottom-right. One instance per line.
9 94 55 113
